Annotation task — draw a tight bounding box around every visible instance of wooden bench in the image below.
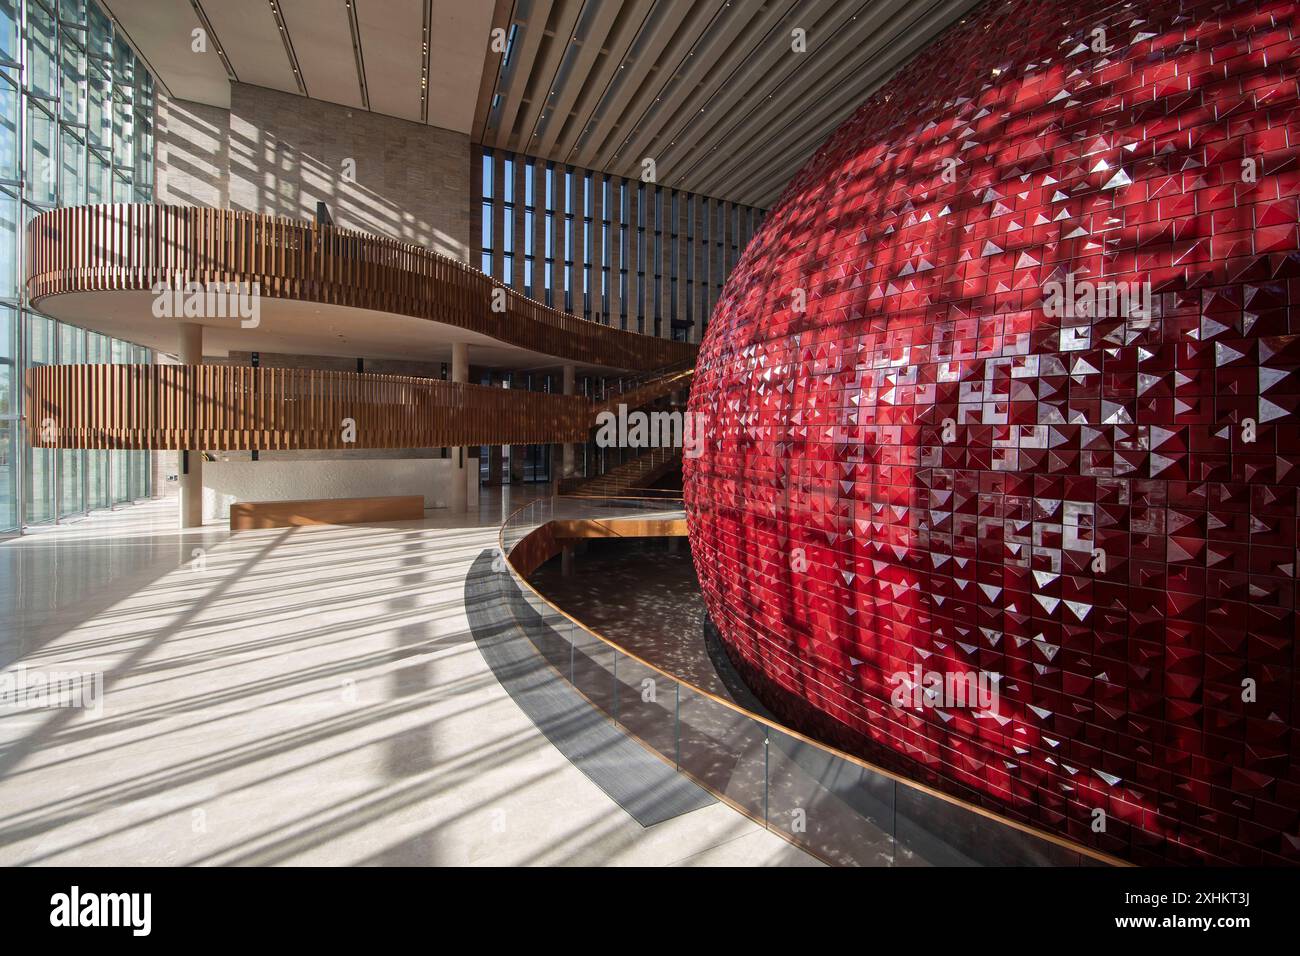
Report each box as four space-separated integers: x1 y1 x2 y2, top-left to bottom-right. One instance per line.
229 495 424 530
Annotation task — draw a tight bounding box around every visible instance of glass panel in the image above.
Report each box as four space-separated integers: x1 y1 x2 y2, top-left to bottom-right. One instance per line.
111 449 128 503
135 67 154 115
766 725 897 866
0 305 12 414
0 77 17 180
676 686 766 822
612 654 678 760
86 147 108 201
0 189 16 298
137 450 149 498
86 448 107 510
26 446 53 524
86 63 110 147
0 0 18 66
27 1 57 98
25 313 54 523
60 36 87 124
0 420 15 531
59 448 82 516
27 311 53 365
60 128 86 205
59 320 83 361
112 96 134 169
112 34 133 90
26 102 57 203
570 613 615 713
60 0 88 27
133 113 152 189
88 0 111 59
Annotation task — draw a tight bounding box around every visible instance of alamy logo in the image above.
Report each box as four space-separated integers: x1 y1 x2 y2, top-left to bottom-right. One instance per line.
889 665 1001 713
50 886 151 936
1041 272 1151 320
0 665 103 717
151 280 261 328
595 404 706 459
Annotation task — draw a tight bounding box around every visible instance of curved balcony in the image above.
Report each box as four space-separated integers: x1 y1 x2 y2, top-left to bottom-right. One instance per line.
499 496 1127 867
26 204 697 373
25 364 590 451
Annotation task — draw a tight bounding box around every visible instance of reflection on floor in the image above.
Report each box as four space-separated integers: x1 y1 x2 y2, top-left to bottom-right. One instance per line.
0 494 818 866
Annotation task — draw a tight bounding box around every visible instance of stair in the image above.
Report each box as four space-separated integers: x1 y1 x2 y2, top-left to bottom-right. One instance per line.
560 447 681 497
590 361 695 420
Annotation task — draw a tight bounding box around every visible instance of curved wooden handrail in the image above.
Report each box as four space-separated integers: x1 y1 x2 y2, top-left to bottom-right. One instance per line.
499 496 1129 868
25 364 591 451
25 204 697 372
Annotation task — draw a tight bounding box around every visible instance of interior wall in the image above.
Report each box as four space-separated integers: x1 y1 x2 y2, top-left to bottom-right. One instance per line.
203 457 479 521
156 84 471 262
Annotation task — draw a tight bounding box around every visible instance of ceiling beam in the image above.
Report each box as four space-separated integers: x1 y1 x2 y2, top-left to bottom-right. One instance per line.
470 0 516 142
509 0 585 153
532 0 622 157
554 3 654 162
487 0 555 149
699 0 980 203
589 0 728 173
612 0 810 185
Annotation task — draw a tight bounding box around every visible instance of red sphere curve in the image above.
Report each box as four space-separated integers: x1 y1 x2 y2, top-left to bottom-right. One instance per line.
685 0 1300 865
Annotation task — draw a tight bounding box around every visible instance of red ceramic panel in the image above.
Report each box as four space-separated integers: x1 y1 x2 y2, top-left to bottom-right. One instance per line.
685 0 1300 865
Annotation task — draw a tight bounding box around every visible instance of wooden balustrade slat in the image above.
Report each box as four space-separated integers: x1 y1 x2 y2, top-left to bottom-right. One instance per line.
26 204 694 372
23 365 591 451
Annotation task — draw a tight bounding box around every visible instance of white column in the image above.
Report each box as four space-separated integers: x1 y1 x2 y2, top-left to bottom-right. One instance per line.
449 342 469 513
178 323 204 528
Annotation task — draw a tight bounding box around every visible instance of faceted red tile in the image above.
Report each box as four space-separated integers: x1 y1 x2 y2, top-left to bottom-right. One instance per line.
685 0 1300 865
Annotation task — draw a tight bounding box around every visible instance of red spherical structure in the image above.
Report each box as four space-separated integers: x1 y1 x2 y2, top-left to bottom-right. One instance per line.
685 0 1300 865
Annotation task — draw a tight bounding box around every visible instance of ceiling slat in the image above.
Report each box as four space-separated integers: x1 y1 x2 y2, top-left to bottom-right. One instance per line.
588 0 728 173
532 1 622 156
487 0 555 147
699 0 981 203
609 0 807 178
508 0 585 153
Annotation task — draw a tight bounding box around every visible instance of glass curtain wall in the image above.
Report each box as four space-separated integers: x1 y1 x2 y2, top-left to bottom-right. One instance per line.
0 0 156 533
475 147 764 344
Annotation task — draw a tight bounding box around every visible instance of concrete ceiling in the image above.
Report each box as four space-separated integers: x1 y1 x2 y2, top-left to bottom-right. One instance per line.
37 291 624 376
101 0 496 133
105 0 979 207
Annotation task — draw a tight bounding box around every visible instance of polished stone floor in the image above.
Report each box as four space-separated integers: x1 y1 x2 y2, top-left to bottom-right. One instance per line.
0 493 817 866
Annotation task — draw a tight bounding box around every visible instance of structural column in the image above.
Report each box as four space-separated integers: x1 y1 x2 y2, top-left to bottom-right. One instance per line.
449 342 470 513
178 323 203 529
508 371 526 484
562 364 576 481
486 371 503 486
559 364 579 576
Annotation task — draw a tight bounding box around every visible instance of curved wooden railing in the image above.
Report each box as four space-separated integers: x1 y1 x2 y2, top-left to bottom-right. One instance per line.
25 364 591 451
499 496 1128 868
25 204 697 372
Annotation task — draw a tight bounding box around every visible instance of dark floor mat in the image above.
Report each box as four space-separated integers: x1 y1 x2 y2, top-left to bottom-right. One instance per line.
464 550 715 827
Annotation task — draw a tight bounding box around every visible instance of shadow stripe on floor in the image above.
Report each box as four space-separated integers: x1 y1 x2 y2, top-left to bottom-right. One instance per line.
463 550 715 827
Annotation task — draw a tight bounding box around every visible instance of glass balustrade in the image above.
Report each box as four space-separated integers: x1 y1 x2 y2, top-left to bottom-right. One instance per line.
497 494 1110 868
